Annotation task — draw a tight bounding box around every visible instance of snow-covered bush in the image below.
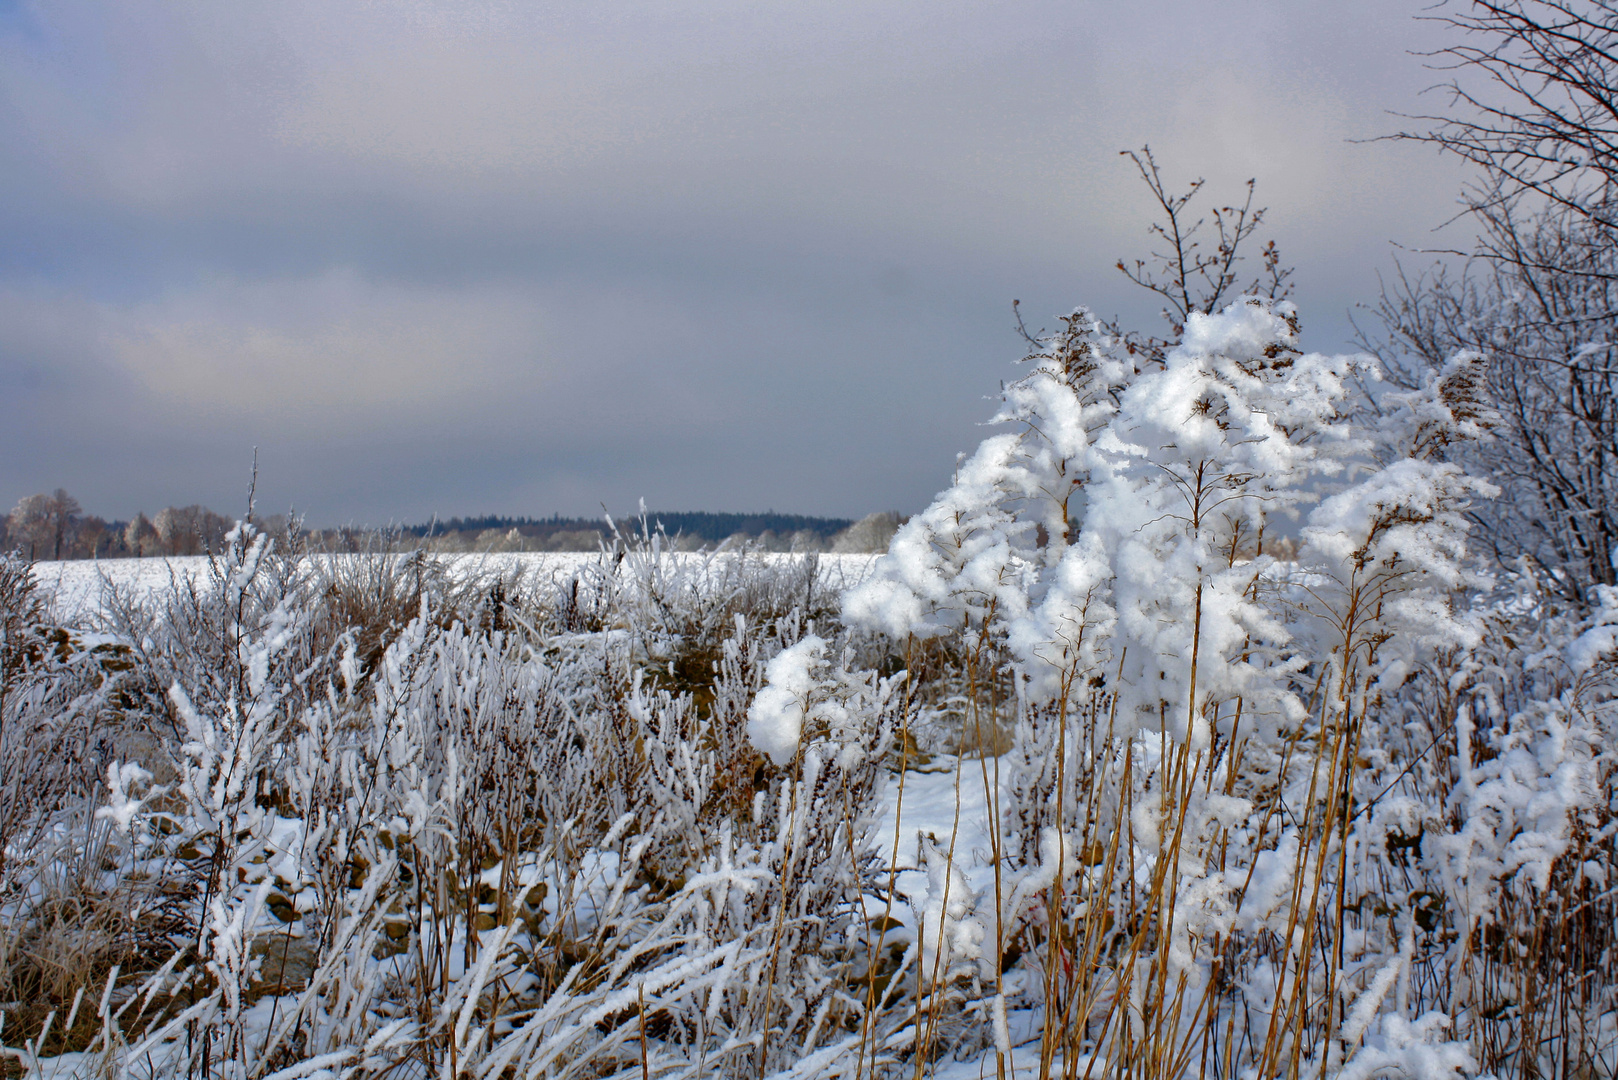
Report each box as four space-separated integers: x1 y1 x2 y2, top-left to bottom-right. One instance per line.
813 296 1617 1078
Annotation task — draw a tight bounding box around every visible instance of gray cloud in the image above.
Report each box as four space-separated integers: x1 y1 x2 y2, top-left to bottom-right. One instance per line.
0 0 1475 525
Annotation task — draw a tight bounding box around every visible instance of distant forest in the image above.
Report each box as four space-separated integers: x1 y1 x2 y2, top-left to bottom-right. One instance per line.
2 491 901 560
405 511 852 543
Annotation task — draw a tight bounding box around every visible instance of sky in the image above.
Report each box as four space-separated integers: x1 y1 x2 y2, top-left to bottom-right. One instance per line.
0 0 1478 527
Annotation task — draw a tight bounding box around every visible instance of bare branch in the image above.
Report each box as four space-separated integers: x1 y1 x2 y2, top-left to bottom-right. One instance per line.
1112 146 1295 364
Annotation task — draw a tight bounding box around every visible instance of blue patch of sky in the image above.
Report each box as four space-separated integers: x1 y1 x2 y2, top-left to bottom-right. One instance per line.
0 0 43 41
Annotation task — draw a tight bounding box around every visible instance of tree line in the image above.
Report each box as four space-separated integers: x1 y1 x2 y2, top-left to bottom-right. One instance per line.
1 492 894 559
1 491 243 561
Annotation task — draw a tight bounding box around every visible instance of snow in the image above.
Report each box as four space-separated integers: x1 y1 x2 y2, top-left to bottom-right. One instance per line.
29 552 882 623
747 635 827 766
94 761 160 834
870 761 997 876
1568 584 1618 674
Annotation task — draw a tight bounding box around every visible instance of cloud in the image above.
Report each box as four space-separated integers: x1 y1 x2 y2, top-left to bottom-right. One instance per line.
100 274 553 423
0 0 1479 525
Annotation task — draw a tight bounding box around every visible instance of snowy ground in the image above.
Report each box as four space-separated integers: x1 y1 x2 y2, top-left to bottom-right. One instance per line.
872 758 997 881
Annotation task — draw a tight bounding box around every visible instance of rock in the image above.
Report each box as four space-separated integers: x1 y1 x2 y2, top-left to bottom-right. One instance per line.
265 893 299 923
252 934 318 994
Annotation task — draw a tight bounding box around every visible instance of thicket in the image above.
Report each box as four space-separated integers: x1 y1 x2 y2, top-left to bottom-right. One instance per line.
2 498 264 562
0 522 927 1078
1377 0 1618 601
834 297 1617 1080
399 513 856 549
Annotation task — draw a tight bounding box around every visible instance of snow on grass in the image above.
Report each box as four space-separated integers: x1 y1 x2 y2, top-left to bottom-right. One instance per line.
30 551 881 623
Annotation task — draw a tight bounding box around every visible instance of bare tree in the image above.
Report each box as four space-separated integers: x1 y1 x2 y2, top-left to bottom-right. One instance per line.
73 516 109 559
1372 0 1618 601
1400 0 1618 248
45 489 80 561
5 497 50 562
5 492 80 562
1367 223 1617 600
152 504 231 556
124 513 157 558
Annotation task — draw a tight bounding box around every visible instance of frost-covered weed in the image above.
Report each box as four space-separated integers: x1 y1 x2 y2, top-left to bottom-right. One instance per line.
2 522 910 1080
